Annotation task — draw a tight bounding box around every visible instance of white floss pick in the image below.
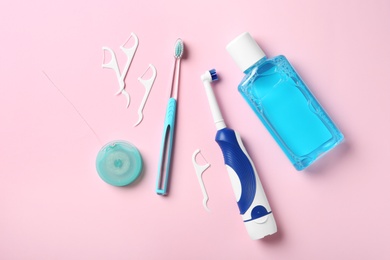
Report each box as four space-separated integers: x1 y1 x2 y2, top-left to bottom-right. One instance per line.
134 64 157 127
102 32 139 108
192 149 211 212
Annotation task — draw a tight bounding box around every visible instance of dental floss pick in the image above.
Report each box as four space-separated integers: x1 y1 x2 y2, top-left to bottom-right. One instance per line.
134 64 157 127
102 47 131 107
102 48 125 93
102 32 139 108
115 33 139 95
192 149 211 212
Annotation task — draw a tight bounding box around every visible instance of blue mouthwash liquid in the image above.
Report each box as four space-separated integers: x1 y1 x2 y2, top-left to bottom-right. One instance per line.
227 33 343 170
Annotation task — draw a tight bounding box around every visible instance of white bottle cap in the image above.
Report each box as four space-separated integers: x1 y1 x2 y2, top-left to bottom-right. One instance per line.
226 32 266 72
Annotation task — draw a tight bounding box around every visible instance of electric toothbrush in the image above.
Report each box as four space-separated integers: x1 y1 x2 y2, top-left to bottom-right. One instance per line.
201 69 277 240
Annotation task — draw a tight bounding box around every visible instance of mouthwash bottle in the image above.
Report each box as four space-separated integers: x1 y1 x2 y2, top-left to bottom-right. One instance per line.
226 32 344 170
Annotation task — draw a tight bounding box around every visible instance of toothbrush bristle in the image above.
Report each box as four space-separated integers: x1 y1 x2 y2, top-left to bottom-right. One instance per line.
209 69 218 81
174 38 184 59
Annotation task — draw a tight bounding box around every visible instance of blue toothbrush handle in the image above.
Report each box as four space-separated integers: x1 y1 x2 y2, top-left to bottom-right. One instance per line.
215 128 277 239
156 97 177 195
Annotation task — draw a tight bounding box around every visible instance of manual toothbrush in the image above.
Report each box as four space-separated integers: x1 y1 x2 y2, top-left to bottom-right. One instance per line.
156 39 184 195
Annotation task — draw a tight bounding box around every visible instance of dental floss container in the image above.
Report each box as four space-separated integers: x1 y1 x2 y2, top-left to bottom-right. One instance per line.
96 140 143 186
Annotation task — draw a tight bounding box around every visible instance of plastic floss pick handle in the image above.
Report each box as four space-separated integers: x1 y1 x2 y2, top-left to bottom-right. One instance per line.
115 33 139 95
102 47 131 108
134 64 157 127
192 149 211 211
201 69 277 240
102 32 139 108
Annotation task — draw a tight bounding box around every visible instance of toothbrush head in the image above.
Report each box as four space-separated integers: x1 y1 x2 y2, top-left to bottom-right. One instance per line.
174 38 184 59
201 69 219 83
209 69 218 82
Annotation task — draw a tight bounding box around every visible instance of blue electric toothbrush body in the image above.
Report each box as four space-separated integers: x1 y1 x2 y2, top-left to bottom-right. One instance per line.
201 69 277 239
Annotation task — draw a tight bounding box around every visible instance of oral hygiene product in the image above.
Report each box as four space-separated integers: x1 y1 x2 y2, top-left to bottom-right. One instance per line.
226 32 344 170
201 69 277 240
96 141 143 186
156 38 184 195
192 149 211 212
134 64 157 127
102 33 139 108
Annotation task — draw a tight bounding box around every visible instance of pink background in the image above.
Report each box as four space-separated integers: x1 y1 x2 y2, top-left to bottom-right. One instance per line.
1 0 390 259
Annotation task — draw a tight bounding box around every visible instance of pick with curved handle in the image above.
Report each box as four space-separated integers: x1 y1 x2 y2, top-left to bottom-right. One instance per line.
115 33 139 95
192 149 211 211
102 46 131 107
134 64 157 127
156 98 177 195
102 47 124 90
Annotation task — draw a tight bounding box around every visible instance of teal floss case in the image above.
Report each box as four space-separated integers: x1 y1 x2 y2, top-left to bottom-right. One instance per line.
227 32 344 170
96 141 143 186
